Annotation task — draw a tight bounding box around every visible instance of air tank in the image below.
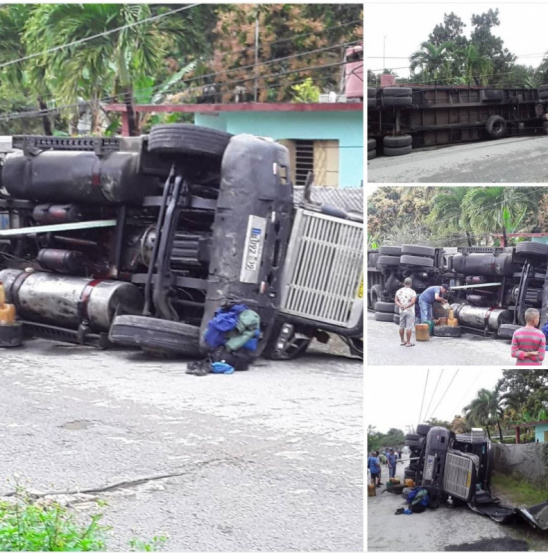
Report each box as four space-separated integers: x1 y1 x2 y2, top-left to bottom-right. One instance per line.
0 269 143 331
452 252 516 277
451 302 511 332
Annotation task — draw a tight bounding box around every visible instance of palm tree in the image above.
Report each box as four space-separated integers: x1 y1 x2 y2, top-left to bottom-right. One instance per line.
23 4 187 136
428 187 474 246
464 386 505 442
462 187 542 247
410 41 454 83
463 44 492 86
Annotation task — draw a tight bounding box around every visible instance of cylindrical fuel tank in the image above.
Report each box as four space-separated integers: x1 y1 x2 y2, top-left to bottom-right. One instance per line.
32 204 82 224
0 269 143 331
2 150 156 205
37 249 88 275
452 252 516 277
451 302 511 332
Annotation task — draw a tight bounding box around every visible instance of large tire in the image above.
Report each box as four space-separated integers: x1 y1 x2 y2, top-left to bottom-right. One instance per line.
539 85 548 93
497 323 520 339
400 255 434 268
405 434 420 441
433 325 462 338
405 438 423 448
383 87 412 97
367 87 377 98
0 322 23 347
539 91 548 100
393 314 400 324
375 301 396 313
485 116 507 139
543 122 548 135
368 98 377 109
368 149 377 160
370 284 383 307
368 138 377 150
416 424 432 436
379 246 402 256
377 255 401 267
109 315 201 356
515 241 548 257
375 312 394 322
404 469 416 479
384 145 412 156
384 135 412 148
383 96 412 107
402 245 435 257
148 124 233 158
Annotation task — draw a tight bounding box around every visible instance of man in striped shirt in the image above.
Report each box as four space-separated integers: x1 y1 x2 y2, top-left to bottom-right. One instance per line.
511 308 546 366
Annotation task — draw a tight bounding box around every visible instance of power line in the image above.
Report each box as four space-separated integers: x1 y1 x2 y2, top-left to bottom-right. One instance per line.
424 370 444 423
418 369 430 425
430 370 460 419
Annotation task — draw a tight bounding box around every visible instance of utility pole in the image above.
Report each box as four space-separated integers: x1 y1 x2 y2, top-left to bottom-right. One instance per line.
383 35 387 71
254 11 259 102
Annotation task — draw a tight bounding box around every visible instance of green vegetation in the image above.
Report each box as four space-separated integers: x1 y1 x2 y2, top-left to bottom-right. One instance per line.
367 426 405 452
492 472 548 507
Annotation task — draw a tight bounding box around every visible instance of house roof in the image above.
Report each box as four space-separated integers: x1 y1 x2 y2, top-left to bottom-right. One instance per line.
104 102 363 114
513 420 548 427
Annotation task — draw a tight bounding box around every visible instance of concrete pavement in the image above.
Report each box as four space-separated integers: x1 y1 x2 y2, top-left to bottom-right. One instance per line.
368 135 548 183
0 339 363 551
367 312 518 366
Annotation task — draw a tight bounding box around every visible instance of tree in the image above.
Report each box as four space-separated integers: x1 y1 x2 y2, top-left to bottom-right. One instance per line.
464 386 505 442
428 12 467 46
463 44 493 86
499 370 548 421
451 415 469 434
425 417 451 430
409 41 454 83
428 187 474 246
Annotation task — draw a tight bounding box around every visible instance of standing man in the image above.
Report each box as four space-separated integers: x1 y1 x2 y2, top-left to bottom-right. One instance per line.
511 308 546 366
418 283 449 323
387 449 398 479
395 277 417 347
368 450 382 488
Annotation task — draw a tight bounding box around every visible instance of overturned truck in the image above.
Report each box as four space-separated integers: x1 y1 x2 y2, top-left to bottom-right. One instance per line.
368 242 548 338
0 125 363 359
404 425 548 530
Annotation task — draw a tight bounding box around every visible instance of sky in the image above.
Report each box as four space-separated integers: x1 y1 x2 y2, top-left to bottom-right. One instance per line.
366 367 504 434
365 1 548 78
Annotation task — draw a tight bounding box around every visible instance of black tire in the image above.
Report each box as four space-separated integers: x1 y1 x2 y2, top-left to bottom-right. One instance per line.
368 252 380 267
370 284 383 307
383 135 412 148
539 84 548 93
484 89 504 100
497 323 520 339
404 469 416 479
393 314 400 324
405 438 422 448
387 484 405 494
383 96 412 107
379 246 402 256
400 255 434 267
515 241 548 257
405 434 420 441
543 122 548 135
485 115 507 139
367 98 377 109
384 145 412 156
367 87 377 98
375 301 396 313
539 91 548 100
148 124 233 158
377 255 401 267
109 315 201 356
383 87 412 97
0 322 23 347
368 138 377 150
433 325 462 338
375 312 394 322
402 245 435 258
368 149 377 160
416 424 432 436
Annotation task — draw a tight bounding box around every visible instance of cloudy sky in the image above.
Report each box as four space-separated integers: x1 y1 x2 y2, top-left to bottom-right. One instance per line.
365 2 548 78
366 367 504 434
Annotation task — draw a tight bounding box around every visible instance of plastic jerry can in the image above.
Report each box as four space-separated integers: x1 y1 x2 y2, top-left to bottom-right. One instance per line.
368 483 376 497
415 324 430 341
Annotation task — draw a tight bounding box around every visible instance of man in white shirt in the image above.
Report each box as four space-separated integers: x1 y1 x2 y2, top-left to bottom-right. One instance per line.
395 277 417 347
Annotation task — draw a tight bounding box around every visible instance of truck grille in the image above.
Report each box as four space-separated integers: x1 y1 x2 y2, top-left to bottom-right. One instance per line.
280 209 363 328
443 452 474 500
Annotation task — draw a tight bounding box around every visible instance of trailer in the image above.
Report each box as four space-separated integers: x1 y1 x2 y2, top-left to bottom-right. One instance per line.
0 126 363 360
367 242 548 338
367 84 548 159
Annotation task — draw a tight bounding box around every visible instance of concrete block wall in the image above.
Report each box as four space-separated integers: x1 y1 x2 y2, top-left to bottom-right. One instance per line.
493 443 548 484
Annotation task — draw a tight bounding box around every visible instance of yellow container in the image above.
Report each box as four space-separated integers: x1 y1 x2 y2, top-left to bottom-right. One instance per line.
448 318 459 327
0 304 15 324
448 309 454 320
405 478 415 487
415 323 430 341
0 282 5 307
368 483 376 497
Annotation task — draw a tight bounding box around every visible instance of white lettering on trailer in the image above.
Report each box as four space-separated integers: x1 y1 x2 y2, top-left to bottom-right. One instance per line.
240 215 267 284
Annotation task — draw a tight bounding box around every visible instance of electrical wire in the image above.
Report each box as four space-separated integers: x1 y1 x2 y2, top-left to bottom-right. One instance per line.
429 370 460 420
423 370 444 423
418 369 429 425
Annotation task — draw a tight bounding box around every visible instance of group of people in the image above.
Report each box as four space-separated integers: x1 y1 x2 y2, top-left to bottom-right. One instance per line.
394 280 448 348
367 448 401 487
394 280 547 366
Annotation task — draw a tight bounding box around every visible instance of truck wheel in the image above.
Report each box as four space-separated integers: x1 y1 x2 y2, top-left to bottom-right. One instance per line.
539 92 548 100
377 255 401 268
400 255 434 267
368 138 377 150
369 284 383 307
543 122 548 135
109 315 201 356
497 323 520 339
148 124 233 158
384 145 412 156
383 87 412 97
368 149 377 160
375 312 394 322
383 97 412 107
405 433 421 441
368 98 377 109
515 241 548 257
538 85 548 93
402 245 435 258
416 424 432 436
486 116 507 139
405 438 423 448
0 322 23 347
433 325 461 337
384 135 412 148
375 301 396 313
379 246 402 256
367 87 377 98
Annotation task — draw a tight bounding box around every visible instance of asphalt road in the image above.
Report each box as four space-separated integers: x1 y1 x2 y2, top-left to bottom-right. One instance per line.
368 135 548 183
0 339 363 551
367 462 529 551
367 312 517 366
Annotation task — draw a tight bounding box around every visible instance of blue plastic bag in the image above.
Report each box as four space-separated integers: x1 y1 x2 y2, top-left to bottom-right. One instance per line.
211 362 235 375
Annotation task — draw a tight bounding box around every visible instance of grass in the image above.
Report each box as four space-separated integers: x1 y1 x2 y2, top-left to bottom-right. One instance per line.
491 472 548 507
